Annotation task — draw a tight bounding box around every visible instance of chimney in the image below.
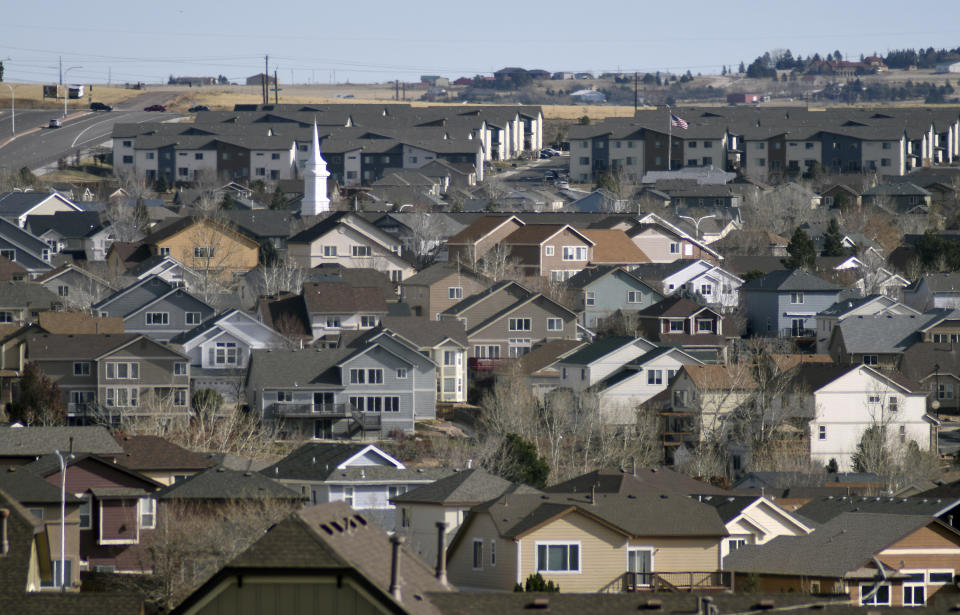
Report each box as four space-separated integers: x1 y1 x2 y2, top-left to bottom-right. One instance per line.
435 521 448 584
466 458 472 470
389 535 404 602
0 508 9 555
590 483 597 505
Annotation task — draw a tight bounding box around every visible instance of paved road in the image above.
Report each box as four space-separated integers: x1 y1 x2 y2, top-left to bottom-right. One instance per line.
0 91 183 173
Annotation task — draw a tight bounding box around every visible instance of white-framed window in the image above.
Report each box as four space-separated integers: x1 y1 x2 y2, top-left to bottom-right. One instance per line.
194 247 214 259
790 292 804 304
818 425 827 440
352 245 371 257
536 542 580 573
727 538 747 552
902 572 926 606
396 368 408 379
627 291 642 303
547 318 563 331
669 320 684 332
863 355 878 366
343 486 354 507
174 362 188 375
105 362 139 380
669 242 680 254
508 317 532 331
443 350 458 366
350 368 383 384
185 312 201 325
475 345 501 360
508 339 532 358
173 390 187 406
700 284 712 296
77 497 91 529
323 245 337 257
326 317 341 328
562 246 588 261
860 583 891 606
213 342 238 366
277 391 293 402
647 370 663 385
383 396 400 412
585 291 595 306
472 539 484 570
360 315 377 328
696 318 714 333
627 547 653 586
868 394 881 404
490 539 496 567
57 285 69 297
139 497 156 529
0 249 15 261
889 396 899 412
73 362 90 376
105 387 139 407
145 312 169 326
939 383 954 400
448 286 463 300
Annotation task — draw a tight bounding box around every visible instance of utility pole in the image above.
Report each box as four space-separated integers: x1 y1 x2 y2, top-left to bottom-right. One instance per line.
274 69 279 104
263 55 269 105
395 80 399 101
402 82 405 101
108 66 111 86
634 72 639 115
59 56 63 103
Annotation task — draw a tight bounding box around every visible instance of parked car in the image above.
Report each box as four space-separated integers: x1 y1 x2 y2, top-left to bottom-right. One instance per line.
188 105 209 112
539 150 555 159
144 104 166 112
555 179 570 189
544 170 558 180
48 119 62 129
90 102 112 111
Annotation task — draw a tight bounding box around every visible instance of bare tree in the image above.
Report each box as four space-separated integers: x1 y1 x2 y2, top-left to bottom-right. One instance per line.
254 259 305 298
473 242 522 282
401 211 444 269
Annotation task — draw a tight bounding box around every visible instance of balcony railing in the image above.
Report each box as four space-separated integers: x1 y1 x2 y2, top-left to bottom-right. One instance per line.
468 358 505 372
623 571 732 592
270 403 350 418
780 327 816 339
662 432 697 445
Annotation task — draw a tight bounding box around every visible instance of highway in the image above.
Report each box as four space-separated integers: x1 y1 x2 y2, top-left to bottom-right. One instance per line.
0 92 182 173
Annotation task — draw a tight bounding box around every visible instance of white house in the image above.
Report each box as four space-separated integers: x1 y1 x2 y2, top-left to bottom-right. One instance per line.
0 192 83 228
637 259 744 312
793 364 937 471
554 336 659 393
815 295 920 354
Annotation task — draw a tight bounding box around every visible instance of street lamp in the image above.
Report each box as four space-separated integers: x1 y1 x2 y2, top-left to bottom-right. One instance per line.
1 83 18 135
62 66 83 118
53 438 74 592
678 214 716 240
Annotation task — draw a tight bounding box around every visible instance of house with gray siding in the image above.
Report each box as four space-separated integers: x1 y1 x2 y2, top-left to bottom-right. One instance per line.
565 266 662 329
245 331 436 440
92 275 215 342
742 269 842 340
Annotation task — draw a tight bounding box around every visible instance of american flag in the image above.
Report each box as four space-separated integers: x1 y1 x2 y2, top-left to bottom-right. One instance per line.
671 113 689 129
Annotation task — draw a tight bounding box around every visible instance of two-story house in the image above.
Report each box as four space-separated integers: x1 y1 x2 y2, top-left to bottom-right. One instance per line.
261 442 450 531
694 494 813 564
401 262 491 320
501 223 595 281
904 273 960 312
0 219 54 278
170 308 289 401
787 364 936 471
92 275 216 343
378 317 470 403
826 311 938 370
114 435 215 486
439 280 578 367
392 468 538 566
446 491 728 592
446 215 525 267
24 452 164 575
287 212 416 282
626 214 722 264
245 333 436 440
632 260 744 312
301 281 391 342
742 269 842 340
0 283 61 326
554 336 660 395
566 266 663 329
0 192 82 228
35 264 115 310
635 297 727 361
140 216 260 280
25 333 191 427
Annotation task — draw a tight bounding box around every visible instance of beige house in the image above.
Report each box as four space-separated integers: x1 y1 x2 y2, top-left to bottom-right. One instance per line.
446 215 524 267
501 224 595 281
143 216 260 280
401 262 490 320
446 492 727 593
287 212 416 282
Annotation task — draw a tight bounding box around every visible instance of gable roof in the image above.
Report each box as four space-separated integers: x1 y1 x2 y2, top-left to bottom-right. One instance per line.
741 269 840 292
260 442 451 484
0 466 82 505
0 426 124 458
832 312 938 354
564 265 656 293
794 495 960 524
0 192 80 218
503 223 594 246
378 316 468 347
636 296 719 319
114 435 215 473
35 311 125 334
301 281 389 314
545 468 727 496
246 347 354 391
580 228 650 264
724 513 950 577
554 335 645 366
392 468 537 505
158 466 302 501
26 333 185 361
401 262 488 287
679 364 758 391
446 215 523 245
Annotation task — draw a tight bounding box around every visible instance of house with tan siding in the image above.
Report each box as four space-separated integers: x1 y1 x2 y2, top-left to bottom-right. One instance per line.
446 215 524 267
501 224 595 281
401 262 491 321
725 512 960 607
141 216 260 280
446 491 727 593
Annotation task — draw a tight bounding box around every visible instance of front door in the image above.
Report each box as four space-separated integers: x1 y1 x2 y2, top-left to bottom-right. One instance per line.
627 548 653 588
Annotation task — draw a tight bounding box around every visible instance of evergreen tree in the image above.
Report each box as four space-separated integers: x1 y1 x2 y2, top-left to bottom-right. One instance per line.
821 218 847 257
8 363 65 426
270 186 289 210
494 433 550 488
738 61 745 74
784 227 816 270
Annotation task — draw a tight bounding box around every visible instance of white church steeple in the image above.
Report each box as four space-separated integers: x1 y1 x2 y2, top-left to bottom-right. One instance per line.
302 119 330 215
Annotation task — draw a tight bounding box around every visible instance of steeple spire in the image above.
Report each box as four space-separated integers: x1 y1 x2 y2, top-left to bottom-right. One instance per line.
301 118 330 215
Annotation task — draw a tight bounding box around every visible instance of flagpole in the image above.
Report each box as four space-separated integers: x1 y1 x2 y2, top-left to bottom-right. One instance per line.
667 107 672 171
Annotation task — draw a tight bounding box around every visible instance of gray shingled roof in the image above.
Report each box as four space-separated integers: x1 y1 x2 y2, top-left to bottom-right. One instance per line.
833 311 943 354
0 426 123 458
558 336 641 366
158 466 302 501
391 468 535 505
245 347 353 392
741 269 840 292
261 442 451 484
545 468 727 496
724 513 941 577
794 495 960 524
0 466 82 504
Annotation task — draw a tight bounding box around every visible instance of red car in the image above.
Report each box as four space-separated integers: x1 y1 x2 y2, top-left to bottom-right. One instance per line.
144 104 166 112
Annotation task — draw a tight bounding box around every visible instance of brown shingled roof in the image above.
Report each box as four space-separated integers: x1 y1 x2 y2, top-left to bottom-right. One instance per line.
302 282 388 314
37 311 125 334
681 364 758 391
446 215 522 244
581 228 650 264
503 223 593 246
115 435 216 472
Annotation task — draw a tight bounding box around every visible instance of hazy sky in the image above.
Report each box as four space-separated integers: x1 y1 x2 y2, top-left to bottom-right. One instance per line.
3 1 958 85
